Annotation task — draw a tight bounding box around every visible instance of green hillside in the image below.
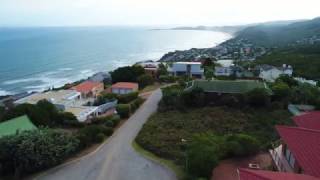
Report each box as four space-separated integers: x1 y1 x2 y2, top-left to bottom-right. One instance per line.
235 17 320 47
254 45 320 80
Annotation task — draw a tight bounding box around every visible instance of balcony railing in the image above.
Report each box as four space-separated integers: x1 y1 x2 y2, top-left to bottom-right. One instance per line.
269 145 294 173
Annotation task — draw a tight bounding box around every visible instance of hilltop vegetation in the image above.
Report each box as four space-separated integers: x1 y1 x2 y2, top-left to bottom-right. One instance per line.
254 45 320 79
235 17 320 47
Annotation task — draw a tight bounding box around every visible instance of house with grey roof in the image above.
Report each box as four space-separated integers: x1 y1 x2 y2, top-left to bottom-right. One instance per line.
255 64 293 82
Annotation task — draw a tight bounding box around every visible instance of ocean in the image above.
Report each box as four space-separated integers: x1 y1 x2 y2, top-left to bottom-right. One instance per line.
0 27 231 95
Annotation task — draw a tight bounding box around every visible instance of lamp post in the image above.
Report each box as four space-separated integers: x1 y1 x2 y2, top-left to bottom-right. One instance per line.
181 138 188 172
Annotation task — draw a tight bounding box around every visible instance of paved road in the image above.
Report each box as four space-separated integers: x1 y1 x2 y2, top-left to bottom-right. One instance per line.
36 89 176 180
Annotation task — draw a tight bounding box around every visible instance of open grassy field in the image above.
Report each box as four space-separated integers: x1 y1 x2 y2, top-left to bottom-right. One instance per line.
136 106 292 165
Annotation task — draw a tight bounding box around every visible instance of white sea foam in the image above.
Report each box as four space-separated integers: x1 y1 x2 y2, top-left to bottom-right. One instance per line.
3 77 40 85
0 89 12 96
3 68 97 94
58 68 73 71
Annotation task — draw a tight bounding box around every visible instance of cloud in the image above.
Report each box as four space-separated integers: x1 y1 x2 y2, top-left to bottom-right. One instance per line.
0 0 319 26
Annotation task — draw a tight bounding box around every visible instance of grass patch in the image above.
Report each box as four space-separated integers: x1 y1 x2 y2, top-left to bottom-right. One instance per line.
132 141 186 180
136 106 292 172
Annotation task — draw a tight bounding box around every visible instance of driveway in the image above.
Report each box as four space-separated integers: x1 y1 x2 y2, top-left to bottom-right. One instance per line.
36 89 176 180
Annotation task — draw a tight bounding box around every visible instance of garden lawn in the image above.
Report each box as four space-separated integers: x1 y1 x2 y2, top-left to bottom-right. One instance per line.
136 107 292 165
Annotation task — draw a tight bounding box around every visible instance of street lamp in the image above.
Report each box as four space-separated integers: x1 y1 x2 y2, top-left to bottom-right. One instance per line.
181 138 188 172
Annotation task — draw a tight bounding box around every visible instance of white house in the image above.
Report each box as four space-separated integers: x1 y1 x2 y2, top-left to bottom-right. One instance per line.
170 62 204 78
256 64 293 82
215 66 233 76
14 90 116 122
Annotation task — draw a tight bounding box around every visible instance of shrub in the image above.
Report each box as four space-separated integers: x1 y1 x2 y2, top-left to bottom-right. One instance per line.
180 87 205 107
77 125 112 147
0 129 79 177
272 81 291 100
103 127 114 136
116 104 131 118
118 92 139 104
91 116 111 125
111 115 121 126
218 94 241 107
137 74 154 89
111 65 145 83
105 120 114 128
246 88 271 107
130 97 144 112
226 134 260 156
187 133 224 178
96 133 106 143
159 75 176 83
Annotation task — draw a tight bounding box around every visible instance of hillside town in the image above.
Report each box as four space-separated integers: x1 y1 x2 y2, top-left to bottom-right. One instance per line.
1 18 320 180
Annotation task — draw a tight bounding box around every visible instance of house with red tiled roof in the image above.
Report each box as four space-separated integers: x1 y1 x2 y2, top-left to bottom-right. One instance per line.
111 82 138 95
238 168 320 180
269 126 320 178
71 81 104 98
293 111 320 131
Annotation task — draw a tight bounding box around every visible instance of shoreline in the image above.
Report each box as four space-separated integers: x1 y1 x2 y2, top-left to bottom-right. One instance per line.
0 31 233 98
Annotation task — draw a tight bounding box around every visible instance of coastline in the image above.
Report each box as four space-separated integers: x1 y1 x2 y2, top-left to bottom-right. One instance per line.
0 30 233 98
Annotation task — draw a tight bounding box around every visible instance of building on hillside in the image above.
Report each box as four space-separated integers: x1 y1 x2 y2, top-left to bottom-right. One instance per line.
255 64 293 82
13 90 116 122
185 80 271 95
71 81 104 98
111 82 139 95
170 62 204 78
0 115 37 137
144 67 158 79
88 72 111 83
269 126 320 177
238 168 319 180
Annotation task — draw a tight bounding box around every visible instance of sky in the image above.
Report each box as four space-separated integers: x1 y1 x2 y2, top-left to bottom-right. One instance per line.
1 0 320 27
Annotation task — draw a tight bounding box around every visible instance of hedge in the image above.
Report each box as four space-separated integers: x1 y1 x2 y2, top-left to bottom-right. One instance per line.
77 125 113 147
116 104 131 118
118 92 139 104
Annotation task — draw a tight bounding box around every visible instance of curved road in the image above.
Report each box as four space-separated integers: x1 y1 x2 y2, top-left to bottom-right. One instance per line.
36 89 176 180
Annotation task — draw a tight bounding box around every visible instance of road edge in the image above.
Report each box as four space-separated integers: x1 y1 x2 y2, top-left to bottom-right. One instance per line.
131 141 185 180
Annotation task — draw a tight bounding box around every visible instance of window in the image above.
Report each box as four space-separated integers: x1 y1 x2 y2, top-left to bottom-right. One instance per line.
285 147 295 168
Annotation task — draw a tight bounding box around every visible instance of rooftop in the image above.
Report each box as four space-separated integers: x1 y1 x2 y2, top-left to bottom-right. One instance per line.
276 126 320 177
71 81 103 93
65 106 98 122
293 111 320 131
111 82 139 89
174 62 202 65
14 90 81 106
238 168 320 180
187 80 271 94
0 115 37 137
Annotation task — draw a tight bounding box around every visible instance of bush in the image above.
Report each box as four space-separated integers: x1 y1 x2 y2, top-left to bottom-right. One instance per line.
111 115 121 126
116 104 131 118
103 127 114 136
180 87 205 107
137 74 154 89
111 65 145 83
272 81 291 100
226 134 260 156
130 97 144 112
0 129 79 177
77 125 112 147
246 88 271 107
118 92 139 104
96 133 106 142
105 120 114 128
159 75 176 83
187 133 224 178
